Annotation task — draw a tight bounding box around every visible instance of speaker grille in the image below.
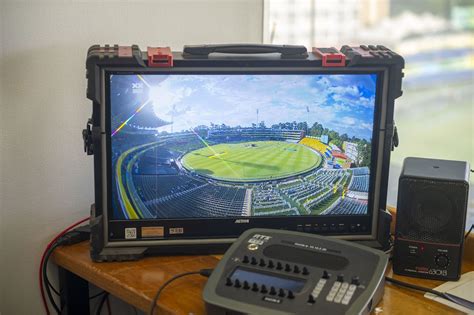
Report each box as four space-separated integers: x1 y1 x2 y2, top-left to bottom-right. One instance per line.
397 178 467 244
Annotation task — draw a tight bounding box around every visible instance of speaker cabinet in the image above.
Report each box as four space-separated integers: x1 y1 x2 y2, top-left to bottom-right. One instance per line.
393 157 470 280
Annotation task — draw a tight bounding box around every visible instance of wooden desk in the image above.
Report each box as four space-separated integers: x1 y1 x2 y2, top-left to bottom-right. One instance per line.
53 230 474 314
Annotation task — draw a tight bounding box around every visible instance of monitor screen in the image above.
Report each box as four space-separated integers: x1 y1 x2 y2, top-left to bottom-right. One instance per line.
108 73 377 221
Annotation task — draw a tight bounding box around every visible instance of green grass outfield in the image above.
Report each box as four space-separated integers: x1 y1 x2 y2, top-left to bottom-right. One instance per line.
181 141 322 182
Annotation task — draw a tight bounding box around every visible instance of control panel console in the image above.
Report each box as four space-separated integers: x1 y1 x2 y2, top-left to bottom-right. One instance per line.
203 228 388 314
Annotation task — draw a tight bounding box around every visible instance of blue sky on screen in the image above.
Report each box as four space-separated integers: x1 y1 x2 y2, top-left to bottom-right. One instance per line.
114 74 377 140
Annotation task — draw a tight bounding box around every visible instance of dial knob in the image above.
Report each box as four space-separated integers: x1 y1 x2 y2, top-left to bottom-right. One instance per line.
435 254 449 268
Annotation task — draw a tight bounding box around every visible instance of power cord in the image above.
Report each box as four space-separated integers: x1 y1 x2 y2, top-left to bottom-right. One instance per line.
465 224 473 239
40 219 90 314
149 268 213 315
95 292 110 315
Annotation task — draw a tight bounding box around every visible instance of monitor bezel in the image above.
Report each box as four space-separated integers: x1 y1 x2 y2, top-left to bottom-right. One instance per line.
100 66 389 247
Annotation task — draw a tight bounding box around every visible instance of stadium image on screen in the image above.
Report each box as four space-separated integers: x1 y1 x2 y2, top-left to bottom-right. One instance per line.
109 74 376 220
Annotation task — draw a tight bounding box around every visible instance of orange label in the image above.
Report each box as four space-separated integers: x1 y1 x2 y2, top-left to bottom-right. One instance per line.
141 226 164 238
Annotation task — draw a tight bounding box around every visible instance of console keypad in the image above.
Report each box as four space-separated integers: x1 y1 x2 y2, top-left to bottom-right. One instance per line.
326 281 358 305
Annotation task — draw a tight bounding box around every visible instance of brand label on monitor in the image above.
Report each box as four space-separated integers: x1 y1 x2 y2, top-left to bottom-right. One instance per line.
169 227 184 235
141 226 164 238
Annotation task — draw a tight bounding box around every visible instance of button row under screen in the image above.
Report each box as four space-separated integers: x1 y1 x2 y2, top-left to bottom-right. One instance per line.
296 223 368 233
242 255 310 275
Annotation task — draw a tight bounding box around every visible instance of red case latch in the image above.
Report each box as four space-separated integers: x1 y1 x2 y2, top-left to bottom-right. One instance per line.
147 47 173 67
312 47 346 67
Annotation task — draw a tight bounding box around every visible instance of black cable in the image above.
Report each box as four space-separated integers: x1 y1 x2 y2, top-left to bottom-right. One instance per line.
42 229 91 314
465 224 473 239
149 269 213 315
49 283 105 300
386 276 446 298
43 242 62 314
46 277 61 296
96 292 110 315
89 291 107 299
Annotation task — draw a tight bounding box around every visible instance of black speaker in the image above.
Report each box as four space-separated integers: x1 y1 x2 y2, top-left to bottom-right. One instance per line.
393 157 470 280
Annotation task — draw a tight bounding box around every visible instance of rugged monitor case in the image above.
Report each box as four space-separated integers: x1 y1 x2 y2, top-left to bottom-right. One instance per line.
83 44 404 262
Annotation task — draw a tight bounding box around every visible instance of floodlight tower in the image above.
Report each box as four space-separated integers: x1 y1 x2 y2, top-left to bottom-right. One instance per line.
256 108 259 128
306 106 310 135
171 104 176 133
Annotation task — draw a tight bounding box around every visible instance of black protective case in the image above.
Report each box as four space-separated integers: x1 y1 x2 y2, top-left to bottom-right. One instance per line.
83 44 404 261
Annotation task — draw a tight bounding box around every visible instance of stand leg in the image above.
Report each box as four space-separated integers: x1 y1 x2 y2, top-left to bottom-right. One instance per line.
59 267 90 315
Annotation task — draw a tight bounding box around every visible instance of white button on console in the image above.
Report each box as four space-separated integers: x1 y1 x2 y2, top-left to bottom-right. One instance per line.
334 295 343 303
348 284 357 293
341 290 355 305
326 293 336 302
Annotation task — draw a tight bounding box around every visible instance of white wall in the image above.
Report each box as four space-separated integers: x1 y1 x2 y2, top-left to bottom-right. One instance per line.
0 0 5 312
0 1 263 313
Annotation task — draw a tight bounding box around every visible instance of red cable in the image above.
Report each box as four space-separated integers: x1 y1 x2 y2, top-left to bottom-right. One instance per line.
39 217 90 314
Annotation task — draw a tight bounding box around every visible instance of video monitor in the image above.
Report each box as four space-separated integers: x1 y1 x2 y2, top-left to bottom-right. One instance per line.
108 73 376 222
86 44 405 260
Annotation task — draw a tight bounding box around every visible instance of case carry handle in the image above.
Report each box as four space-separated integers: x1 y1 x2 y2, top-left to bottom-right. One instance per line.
183 44 307 56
